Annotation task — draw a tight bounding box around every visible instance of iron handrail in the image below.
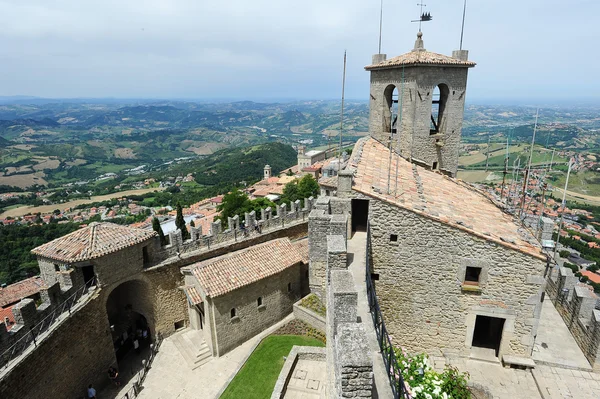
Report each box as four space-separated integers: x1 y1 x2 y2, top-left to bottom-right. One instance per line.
365 222 410 399
117 332 163 399
0 277 96 371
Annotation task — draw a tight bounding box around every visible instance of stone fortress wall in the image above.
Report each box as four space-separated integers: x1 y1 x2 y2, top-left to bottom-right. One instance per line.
0 198 315 398
546 266 600 371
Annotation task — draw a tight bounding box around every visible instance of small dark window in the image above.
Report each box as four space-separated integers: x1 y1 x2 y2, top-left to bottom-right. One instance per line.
54 264 60 272
305 270 309 278
465 267 482 284
326 190 330 196
257 297 263 307
390 234 398 242
432 162 438 170
287 283 292 293
230 308 236 318
174 320 185 330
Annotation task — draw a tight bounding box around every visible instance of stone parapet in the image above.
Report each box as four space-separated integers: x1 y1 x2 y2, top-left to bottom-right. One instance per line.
325 236 373 398
546 267 600 370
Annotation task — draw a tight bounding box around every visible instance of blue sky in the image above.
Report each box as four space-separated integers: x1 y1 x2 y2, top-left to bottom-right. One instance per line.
0 0 597 103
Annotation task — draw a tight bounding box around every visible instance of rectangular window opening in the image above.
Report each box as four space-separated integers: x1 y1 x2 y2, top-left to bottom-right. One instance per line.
432 162 438 170
230 308 236 318
465 266 482 284
257 297 263 307
390 234 398 242
287 283 292 293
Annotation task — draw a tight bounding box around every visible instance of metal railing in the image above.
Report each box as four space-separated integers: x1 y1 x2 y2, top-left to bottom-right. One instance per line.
364 224 410 399
117 333 163 399
0 277 97 372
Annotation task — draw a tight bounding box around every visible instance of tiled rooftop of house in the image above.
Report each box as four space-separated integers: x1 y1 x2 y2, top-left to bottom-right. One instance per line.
0 305 16 330
581 271 600 285
183 286 203 305
319 176 338 188
31 222 157 263
349 137 543 259
295 239 309 264
192 238 303 298
0 276 45 308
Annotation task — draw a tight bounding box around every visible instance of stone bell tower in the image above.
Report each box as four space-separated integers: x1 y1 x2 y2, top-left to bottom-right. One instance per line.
365 32 475 176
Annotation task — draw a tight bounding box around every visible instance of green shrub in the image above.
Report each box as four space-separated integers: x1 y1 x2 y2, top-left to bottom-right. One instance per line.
393 348 471 399
559 250 571 258
563 262 579 273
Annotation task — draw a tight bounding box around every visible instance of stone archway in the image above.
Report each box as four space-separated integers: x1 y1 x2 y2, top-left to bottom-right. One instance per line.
105 279 154 363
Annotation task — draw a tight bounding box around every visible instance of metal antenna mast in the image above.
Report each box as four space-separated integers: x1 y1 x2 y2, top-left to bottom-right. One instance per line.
338 51 347 172
459 0 467 50
519 108 539 218
378 0 384 53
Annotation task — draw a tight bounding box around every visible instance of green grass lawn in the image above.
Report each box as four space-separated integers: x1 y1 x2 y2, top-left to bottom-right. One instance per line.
220 335 324 399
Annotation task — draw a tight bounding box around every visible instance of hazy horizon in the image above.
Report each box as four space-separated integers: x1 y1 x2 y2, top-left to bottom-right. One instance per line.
0 0 598 104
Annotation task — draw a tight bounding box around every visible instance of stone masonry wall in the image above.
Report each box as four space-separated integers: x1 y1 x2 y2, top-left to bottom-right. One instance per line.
366 196 545 358
546 267 600 370
208 262 307 356
368 64 470 176
0 291 115 399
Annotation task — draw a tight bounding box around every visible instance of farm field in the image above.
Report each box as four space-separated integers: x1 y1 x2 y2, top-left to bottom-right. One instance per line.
0 187 165 218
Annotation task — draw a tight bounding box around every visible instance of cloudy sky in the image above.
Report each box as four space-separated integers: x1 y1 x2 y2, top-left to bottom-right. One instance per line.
0 0 597 103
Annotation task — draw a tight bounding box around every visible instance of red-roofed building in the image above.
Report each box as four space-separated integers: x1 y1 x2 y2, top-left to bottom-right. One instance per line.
0 276 45 309
181 238 308 356
581 271 600 284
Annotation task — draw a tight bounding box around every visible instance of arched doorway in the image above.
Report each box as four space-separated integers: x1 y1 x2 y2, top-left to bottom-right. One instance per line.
105 279 154 364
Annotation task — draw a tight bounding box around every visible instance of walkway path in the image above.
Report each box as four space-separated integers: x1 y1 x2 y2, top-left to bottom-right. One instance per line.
533 299 592 370
347 231 394 399
108 314 294 399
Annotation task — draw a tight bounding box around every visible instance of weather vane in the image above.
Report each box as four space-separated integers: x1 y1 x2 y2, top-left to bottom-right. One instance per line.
411 3 433 32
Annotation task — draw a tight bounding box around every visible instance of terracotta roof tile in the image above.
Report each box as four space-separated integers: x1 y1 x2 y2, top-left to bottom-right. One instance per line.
192 238 302 298
350 138 543 259
31 222 157 263
295 239 309 264
0 305 16 330
365 47 475 70
183 286 203 305
0 277 45 308
319 176 338 188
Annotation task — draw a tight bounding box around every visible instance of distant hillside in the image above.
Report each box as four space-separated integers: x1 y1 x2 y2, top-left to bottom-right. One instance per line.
165 141 297 187
0 118 60 129
0 136 10 147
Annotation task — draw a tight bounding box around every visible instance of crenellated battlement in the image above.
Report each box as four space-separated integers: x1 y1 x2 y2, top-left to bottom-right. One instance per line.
546 267 600 370
0 280 94 366
150 197 316 267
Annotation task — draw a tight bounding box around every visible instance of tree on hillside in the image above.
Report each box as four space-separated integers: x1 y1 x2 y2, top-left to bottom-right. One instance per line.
281 175 320 204
175 202 190 240
152 217 167 246
217 189 275 227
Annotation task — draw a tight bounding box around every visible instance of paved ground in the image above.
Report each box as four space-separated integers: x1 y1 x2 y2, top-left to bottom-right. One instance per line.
105 314 293 399
533 299 592 370
533 365 600 399
282 359 326 399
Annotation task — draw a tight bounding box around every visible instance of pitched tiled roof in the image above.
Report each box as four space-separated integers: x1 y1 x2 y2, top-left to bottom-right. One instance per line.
365 33 475 70
319 176 338 188
365 50 476 70
295 239 309 264
192 238 302 298
31 222 157 263
349 137 544 259
0 277 45 308
0 305 16 330
183 286 203 305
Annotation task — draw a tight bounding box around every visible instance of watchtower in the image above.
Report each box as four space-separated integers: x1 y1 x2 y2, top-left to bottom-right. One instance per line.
365 32 475 176
264 164 272 179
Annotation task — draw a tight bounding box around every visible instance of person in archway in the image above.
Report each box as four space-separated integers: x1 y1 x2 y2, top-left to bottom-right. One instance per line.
87 384 97 399
108 367 121 387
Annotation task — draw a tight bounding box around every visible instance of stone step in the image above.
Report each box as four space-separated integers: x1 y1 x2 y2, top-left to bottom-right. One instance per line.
184 329 205 348
172 333 200 368
196 345 211 359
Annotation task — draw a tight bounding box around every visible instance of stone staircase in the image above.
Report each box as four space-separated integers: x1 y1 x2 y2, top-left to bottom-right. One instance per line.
172 328 212 370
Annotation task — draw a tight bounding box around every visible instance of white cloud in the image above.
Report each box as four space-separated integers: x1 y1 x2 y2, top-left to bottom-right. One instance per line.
0 0 598 101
